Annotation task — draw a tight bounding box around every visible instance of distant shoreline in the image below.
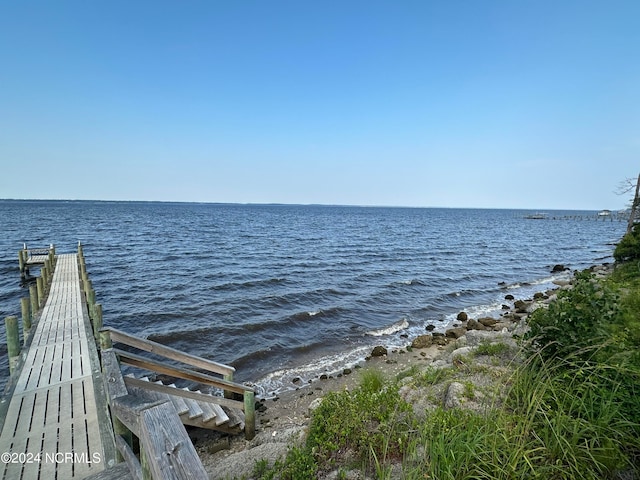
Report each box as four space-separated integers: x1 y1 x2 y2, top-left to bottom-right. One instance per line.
0 198 616 212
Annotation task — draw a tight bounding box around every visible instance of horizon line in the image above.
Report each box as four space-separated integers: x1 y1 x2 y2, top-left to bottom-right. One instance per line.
0 198 622 212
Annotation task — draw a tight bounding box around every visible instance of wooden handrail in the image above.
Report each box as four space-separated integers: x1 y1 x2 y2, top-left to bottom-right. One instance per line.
27 248 50 257
113 348 252 395
101 327 236 377
123 376 245 411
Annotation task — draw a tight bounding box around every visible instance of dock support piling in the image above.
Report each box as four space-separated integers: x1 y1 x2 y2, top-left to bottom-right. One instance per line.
5 316 20 374
93 303 103 343
99 329 113 351
21 298 31 344
29 285 38 318
42 264 49 288
36 276 44 307
87 289 96 321
244 391 255 440
18 249 25 278
49 244 55 268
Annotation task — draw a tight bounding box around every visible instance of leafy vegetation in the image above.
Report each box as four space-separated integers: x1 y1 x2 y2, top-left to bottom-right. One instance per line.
614 224 640 262
253 258 640 479
524 269 621 361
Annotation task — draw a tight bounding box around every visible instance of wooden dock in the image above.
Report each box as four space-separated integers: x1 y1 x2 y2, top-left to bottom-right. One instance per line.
0 253 116 479
1 245 257 479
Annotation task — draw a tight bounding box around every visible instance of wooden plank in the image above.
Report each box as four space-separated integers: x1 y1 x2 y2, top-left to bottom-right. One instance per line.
196 398 218 423
110 395 166 438
182 394 204 420
224 406 245 429
101 349 129 400
84 462 136 480
114 436 142 480
105 327 236 376
209 403 230 426
138 401 209 480
167 385 190 415
58 383 74 465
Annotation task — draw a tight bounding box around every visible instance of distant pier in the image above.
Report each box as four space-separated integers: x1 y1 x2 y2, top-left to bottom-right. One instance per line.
522 211 629 222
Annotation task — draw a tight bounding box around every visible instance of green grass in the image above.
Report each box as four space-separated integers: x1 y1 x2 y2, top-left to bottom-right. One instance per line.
475 341 510 357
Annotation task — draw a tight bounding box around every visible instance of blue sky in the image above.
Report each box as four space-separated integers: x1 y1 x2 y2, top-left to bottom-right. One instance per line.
1 1 638 209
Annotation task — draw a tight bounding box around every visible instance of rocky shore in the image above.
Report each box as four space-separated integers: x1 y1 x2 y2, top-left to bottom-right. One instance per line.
194 264 613 480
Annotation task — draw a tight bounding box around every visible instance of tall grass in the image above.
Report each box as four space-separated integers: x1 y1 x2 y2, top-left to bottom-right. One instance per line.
400 349 639 479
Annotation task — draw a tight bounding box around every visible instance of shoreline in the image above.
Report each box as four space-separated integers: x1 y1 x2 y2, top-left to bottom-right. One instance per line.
249 269 578 401
196 262 615 479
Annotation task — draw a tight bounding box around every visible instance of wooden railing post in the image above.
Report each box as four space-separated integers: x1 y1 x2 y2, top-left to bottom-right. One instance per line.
223 372 234 399
21 298 31 344
99 329 113 351
244 391 255 440
5 316 20 374
101 348 134 466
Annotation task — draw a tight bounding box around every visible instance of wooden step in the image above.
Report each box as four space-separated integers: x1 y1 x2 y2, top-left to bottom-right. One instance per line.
123 375 246 433
182 390 205 420
167 384 190 415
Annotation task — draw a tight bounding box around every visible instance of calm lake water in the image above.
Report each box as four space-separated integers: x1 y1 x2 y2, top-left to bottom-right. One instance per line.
0 200 626 396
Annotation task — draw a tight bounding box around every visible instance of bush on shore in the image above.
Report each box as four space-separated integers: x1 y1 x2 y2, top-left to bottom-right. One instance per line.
614 224 640 262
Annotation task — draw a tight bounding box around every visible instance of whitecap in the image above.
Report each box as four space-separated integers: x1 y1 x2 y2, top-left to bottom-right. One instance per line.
365 318 409 337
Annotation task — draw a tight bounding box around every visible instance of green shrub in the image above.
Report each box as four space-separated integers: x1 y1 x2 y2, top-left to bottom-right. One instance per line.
614 225 640 262
524 270 621 361
307 379 412 464
276 445 317 480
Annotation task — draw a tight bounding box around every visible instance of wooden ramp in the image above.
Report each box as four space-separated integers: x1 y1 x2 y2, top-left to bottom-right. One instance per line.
0 254 114 480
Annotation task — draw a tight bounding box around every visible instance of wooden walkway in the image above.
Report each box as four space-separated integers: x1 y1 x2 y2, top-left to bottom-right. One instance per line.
0 254 114 479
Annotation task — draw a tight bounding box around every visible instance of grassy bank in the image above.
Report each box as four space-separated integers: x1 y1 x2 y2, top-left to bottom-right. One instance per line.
252 262 640 479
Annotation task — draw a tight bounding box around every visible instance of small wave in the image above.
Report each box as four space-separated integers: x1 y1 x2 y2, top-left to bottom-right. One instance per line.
365 318 409 337
283 307 342 324
212 277 287 292
398 279 427 286
255 345 372 398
